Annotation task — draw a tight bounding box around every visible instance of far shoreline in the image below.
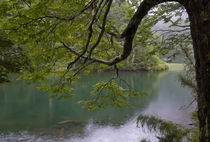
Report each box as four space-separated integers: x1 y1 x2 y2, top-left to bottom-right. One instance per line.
91 63 185 73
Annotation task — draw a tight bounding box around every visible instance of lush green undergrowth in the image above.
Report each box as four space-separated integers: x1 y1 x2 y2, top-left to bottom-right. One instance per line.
119 55 169 72
137 114 199 142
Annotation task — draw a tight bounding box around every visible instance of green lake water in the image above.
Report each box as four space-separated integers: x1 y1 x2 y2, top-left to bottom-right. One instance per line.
0 71 194 142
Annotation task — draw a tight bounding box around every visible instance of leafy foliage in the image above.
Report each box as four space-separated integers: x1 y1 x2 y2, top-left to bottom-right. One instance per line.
78 80 146 110
0 33 27 83
140 138 151 142
137 114 191 142
0 0 191 108
110 2 169 71
178 46 197 95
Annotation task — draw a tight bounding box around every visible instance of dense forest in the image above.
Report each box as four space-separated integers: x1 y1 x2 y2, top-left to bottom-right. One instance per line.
0 0 209 142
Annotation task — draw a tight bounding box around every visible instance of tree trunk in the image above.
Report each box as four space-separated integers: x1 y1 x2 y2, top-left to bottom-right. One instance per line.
185 0 210 141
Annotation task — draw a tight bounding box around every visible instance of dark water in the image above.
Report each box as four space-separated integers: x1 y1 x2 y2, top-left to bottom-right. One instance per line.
0 71 194 142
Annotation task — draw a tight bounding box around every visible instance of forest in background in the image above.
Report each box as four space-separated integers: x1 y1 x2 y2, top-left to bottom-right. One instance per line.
0 0 209 141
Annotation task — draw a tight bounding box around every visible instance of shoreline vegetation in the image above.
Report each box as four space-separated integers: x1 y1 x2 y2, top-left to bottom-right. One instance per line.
94 63 185 72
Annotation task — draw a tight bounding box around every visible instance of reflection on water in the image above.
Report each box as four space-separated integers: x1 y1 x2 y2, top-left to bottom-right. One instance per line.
0 71 193 141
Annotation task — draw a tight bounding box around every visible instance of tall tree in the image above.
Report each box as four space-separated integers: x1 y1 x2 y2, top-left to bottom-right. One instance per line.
0 0 209 141
0 34 26 83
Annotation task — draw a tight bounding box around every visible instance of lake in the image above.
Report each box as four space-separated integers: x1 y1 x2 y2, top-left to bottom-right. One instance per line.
0 71 194 142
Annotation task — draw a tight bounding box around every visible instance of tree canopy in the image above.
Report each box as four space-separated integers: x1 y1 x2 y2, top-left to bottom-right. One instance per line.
0 0 189 96
0 0 210 141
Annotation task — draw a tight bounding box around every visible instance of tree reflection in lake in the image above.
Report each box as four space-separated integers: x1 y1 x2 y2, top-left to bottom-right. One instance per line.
0 71 193 141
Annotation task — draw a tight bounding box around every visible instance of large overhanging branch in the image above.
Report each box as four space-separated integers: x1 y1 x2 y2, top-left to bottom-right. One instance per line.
63 0 180 67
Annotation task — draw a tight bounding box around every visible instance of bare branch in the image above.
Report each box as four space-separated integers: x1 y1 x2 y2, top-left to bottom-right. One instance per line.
67 0 105 69
61 41 111 65
154 28 190 33
96 23 121 38
69 60 95 82
85 0 113 63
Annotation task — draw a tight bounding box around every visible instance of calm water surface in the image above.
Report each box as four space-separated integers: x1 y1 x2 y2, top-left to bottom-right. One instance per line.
0 71 194 142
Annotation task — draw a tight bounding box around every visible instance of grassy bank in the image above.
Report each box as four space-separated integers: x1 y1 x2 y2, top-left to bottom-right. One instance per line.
166 63 185 71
